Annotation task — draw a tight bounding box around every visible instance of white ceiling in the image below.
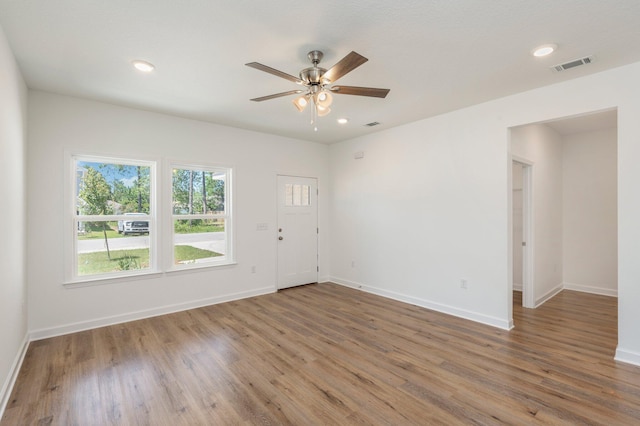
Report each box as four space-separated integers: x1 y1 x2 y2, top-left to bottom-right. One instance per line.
544 109 617 136
1 1 639 144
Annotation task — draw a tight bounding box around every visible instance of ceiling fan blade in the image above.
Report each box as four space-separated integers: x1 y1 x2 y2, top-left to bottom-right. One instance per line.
245 62 303 84
250 89 305 102
330 85 390 98
321 51 368 83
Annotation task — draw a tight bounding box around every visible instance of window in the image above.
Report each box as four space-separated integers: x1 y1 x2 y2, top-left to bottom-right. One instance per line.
285 183 311 206
67 155 233 284
70 155 156 281
171 165 233 268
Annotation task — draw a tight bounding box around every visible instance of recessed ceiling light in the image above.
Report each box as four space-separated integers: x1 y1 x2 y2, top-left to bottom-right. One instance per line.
132 60 155 73
532 44 557 57
337 118 349 124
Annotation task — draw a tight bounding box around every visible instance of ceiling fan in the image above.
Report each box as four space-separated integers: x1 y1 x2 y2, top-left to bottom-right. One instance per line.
246 50 390 129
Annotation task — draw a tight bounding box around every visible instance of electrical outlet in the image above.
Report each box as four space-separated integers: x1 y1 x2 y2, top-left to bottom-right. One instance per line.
460 279 468 290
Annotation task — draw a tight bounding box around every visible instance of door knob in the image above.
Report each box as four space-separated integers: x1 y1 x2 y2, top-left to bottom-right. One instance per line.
279 236 283 240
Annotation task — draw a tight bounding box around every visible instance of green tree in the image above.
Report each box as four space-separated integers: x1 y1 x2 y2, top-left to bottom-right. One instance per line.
172 169 226 228
208 176 225 211
79 167 113 259
101 164 150 213
172 168 191 213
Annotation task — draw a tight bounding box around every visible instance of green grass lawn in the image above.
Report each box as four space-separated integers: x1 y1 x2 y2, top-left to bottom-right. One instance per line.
78 246 222 275
174 221 224 234
78 222 123 240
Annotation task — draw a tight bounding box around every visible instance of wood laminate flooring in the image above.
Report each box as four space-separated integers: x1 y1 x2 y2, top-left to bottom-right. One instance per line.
2 283 640 425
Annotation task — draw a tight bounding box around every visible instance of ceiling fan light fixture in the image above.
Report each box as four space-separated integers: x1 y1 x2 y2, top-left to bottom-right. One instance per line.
293 95 309 112
317 105 331 117
315 91 333 108
337 118 349 124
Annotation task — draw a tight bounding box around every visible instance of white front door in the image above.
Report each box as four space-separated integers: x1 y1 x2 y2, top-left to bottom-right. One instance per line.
277 175 318 289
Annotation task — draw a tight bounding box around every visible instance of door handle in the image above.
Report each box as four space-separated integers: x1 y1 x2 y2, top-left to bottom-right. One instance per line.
279 236 283 240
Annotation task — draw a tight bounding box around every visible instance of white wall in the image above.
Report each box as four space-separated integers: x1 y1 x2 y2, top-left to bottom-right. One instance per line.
563 128 617 295
511 124 564 304
0 26 28 414
27 91 329 337
329 110 511 328
328 61 640 365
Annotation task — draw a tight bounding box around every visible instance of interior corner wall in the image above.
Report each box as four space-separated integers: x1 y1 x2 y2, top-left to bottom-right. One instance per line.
562 128 617 296
511 124 564 304
328 61 640 364
0 25 28 413
26 91 329 337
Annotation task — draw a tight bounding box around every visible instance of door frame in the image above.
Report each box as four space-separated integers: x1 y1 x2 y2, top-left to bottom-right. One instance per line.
511 156 535 311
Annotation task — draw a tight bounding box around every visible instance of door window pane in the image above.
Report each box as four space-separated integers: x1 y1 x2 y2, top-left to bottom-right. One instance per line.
285 184 310 206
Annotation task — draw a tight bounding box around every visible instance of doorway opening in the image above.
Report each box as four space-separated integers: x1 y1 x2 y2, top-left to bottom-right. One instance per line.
508 108 618 327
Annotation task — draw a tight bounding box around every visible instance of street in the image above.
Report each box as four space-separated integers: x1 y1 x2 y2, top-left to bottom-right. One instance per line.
77 232 226 255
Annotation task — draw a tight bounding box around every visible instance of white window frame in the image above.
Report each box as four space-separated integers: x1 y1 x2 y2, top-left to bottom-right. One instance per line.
167 162 234 271
65 153 158 284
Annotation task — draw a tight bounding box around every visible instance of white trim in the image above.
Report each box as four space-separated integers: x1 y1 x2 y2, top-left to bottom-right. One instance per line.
29 286 274 341
615 347 640 367
535 283 563 307
563 282 617 297
0 334 29 420
329 277 511 330
513 282 523 291
514 158 535 309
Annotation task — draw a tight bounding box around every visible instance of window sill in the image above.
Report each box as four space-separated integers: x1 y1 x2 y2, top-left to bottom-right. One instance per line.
64 270 163 289
166 260 238 275
64 261 238 288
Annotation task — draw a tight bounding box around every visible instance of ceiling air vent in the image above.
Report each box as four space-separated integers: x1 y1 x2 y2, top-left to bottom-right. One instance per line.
551 55 595 73
365 121 381 127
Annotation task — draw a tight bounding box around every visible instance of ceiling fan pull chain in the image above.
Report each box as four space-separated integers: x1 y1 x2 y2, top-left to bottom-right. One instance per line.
313 102 318 131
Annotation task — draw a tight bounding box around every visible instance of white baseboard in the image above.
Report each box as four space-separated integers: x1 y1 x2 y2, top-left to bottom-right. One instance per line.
329 276 511 330
563 282 617 297
535 283 563 308
30 286 275 341
513 282 523 292
615 347 640 367
0 333 29 420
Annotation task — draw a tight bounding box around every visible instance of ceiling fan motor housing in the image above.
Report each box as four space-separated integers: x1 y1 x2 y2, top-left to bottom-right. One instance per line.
300 67 327 85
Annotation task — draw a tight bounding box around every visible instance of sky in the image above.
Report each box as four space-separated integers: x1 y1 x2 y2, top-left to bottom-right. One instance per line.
78 161 145 188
